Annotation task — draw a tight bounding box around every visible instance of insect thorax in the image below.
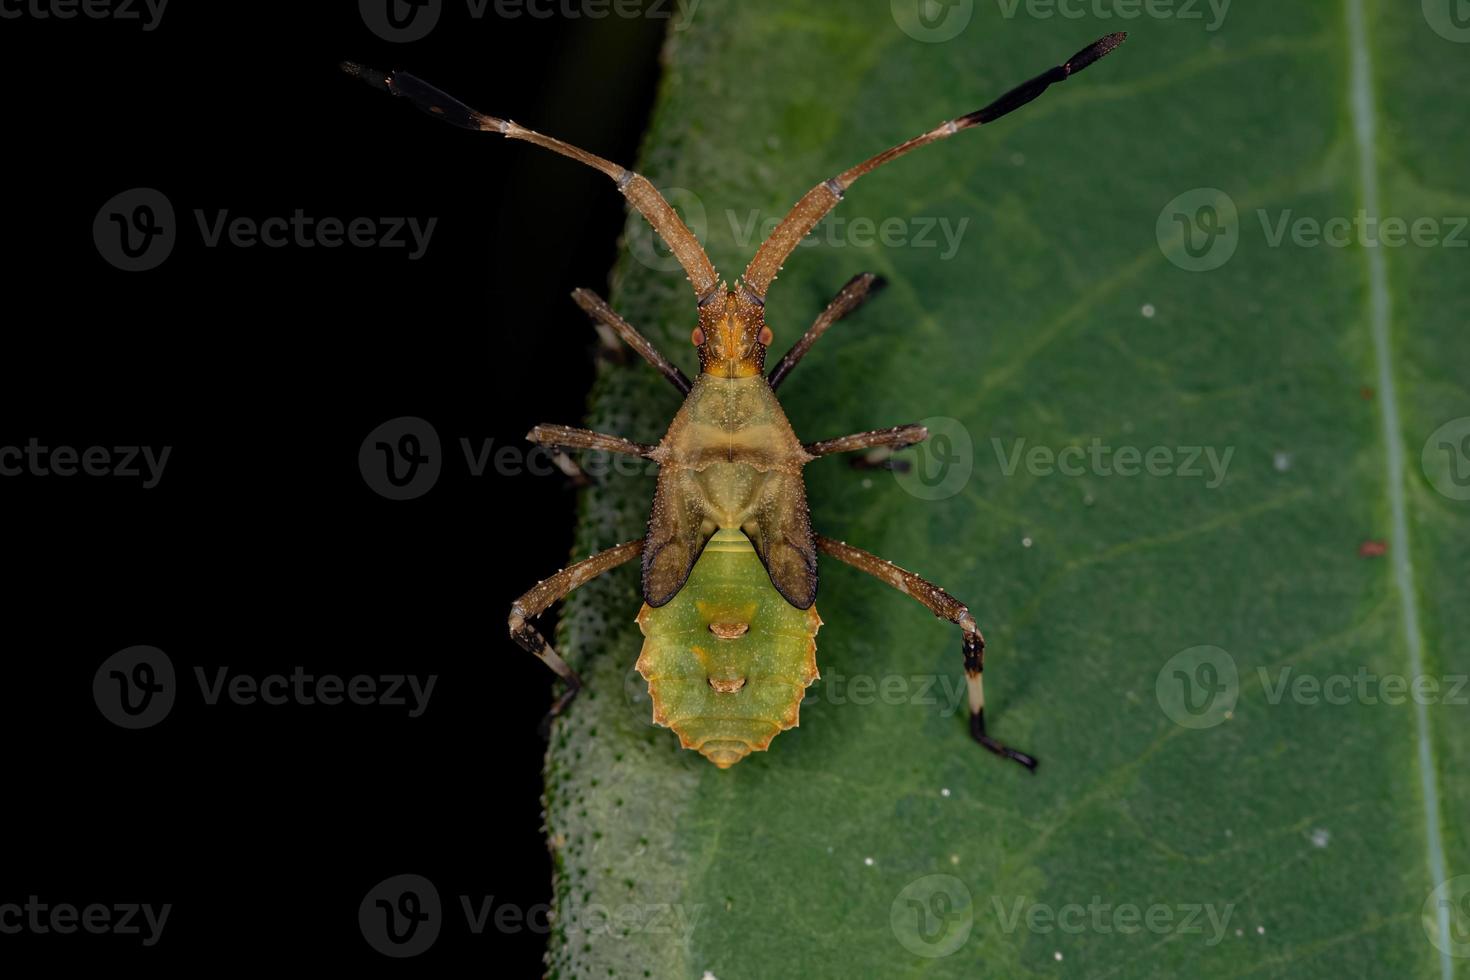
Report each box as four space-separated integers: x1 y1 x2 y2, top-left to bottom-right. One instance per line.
643 371 818 610
635 528 821 768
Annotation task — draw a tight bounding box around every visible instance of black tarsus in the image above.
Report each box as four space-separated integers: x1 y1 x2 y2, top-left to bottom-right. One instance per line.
971 711 1039 771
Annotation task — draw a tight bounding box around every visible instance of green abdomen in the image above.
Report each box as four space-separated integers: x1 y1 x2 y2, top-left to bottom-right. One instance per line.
635 529 821 768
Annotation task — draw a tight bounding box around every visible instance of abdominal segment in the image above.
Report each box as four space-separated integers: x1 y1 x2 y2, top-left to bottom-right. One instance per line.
635 528 821 768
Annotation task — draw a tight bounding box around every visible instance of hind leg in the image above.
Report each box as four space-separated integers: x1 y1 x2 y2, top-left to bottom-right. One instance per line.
814 535 1036 770
509 540 644 727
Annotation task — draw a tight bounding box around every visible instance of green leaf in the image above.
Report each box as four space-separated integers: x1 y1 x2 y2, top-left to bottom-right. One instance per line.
543 2 1470 977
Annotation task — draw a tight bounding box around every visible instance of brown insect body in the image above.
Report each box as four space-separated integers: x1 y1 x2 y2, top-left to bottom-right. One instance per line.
348 31 1127 770
643 288 818 615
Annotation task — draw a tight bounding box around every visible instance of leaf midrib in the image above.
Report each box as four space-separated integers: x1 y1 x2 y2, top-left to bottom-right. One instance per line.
1344 1 1451 977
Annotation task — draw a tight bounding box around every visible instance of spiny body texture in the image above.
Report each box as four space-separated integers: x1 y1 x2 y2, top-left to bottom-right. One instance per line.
642 320 817 614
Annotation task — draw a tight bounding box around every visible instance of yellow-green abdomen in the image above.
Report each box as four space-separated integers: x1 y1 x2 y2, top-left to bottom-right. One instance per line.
635 528 821 768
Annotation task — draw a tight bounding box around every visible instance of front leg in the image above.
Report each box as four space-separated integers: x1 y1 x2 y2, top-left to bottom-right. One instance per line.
814 534 1037 770
571 288 693 395
767 272 885 390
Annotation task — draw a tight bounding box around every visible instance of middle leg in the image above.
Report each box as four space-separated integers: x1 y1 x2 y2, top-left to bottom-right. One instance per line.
803 423 928 465
526 423 664 483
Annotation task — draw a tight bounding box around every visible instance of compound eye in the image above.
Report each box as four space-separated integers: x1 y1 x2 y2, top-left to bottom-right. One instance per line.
691 327 705 346
757 326 773 346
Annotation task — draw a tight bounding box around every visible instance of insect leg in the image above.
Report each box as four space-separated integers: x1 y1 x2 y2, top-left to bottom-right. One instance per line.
525 423 662 484
526 424 658 459
803 423 928 464
571 289 692 395
740 33 1127 299
509 539 645 728
813 535 1037 770
342 62 720 303
767 273 885 390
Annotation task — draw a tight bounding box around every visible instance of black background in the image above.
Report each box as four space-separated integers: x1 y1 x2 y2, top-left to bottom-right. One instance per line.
3 0 668 971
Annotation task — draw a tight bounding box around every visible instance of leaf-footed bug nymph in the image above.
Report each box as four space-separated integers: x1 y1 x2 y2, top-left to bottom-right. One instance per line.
344 31 1126 770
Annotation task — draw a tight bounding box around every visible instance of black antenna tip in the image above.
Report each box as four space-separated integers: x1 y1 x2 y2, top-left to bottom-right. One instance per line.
340 60 392 93
1067 32 1127 74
